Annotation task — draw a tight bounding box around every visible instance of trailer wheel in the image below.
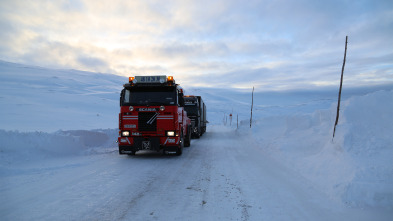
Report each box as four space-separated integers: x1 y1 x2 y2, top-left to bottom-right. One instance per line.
195 130 200 139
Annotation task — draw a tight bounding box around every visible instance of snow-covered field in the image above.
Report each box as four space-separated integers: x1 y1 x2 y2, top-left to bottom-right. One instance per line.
1 60 392 220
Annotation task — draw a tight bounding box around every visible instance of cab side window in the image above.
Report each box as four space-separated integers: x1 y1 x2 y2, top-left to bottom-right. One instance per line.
120 89 130 106
124 90 130 103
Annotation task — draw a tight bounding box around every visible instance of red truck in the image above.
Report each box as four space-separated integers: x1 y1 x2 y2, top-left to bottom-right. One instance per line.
118 75 191 156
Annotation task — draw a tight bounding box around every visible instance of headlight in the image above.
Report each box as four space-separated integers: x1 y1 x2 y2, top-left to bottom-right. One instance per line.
129 106 134 111
166 131 175 137
122 131 130 137
160 106 165 111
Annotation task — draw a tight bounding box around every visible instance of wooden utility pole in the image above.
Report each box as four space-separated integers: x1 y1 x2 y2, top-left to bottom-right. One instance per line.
250 86 254 128
333 36 348 138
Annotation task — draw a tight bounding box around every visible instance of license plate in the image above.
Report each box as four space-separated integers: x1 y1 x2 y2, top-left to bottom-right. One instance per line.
142 141 151 149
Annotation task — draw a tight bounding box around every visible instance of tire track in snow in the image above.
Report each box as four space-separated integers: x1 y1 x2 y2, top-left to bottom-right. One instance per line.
191 126 253 221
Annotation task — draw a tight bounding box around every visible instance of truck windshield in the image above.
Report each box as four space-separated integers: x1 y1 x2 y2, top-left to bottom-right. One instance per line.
123 87 177 106
185 105 199 115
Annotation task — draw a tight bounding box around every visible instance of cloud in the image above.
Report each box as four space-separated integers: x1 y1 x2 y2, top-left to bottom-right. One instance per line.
77 56 108 69
0 0 392 91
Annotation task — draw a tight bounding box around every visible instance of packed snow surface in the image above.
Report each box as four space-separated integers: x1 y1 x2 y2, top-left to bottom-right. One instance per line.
1 61 392 220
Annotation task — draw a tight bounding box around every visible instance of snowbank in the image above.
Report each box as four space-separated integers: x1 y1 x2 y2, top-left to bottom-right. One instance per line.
0 129 118 166
338 90 393 208
243 90 393 209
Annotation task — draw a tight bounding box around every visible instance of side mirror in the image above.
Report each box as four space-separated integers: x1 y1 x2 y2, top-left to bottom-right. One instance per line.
178 93 185 107
120 89 125 106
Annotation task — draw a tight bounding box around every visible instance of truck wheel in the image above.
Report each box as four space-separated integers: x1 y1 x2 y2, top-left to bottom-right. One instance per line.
184 126 191 147
127 151 135 156
176 132 184 156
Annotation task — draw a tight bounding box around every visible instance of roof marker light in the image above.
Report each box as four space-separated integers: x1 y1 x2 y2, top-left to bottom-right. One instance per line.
129 77 135 82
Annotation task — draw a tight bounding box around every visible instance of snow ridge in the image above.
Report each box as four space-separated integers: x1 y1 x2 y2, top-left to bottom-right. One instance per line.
241 90 393 209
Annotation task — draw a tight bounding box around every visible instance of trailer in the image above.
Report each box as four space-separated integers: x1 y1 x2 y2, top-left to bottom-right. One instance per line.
184 95 207 138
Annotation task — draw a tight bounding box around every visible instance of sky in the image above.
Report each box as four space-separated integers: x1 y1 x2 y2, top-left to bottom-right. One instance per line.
0 0 392 91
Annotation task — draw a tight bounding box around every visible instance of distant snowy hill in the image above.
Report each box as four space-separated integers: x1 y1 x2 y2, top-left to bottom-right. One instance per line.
1 60 392 220
0 60 126 132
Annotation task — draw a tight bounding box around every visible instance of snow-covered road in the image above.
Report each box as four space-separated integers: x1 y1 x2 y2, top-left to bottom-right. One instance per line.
2 125 388 221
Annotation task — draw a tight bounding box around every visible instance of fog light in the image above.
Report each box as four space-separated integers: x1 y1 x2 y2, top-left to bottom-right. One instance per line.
122 131 130 137
166 131 175 137
160 106 165 111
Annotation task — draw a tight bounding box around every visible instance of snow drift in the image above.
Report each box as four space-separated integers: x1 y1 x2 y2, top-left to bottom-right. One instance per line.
242 90 393 209
0 129 117 165
338 91 393 208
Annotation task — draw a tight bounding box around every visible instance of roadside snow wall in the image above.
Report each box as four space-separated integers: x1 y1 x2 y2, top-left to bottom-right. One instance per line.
0 129 117 164
244 90 393 209
337 90 393 208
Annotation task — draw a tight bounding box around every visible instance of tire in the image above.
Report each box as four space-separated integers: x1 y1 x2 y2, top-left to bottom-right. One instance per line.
184 126 191 147
176 132 184 156
127 151 136 156
195 130 200 139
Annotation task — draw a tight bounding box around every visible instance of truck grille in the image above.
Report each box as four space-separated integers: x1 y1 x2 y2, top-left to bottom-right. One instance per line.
138 112 157 131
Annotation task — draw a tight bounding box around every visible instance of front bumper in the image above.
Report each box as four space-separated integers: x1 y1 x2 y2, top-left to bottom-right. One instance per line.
118 136 180 154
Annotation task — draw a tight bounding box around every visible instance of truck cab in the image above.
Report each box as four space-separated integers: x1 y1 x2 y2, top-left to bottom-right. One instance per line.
118 75 191 156
184 95 207 138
